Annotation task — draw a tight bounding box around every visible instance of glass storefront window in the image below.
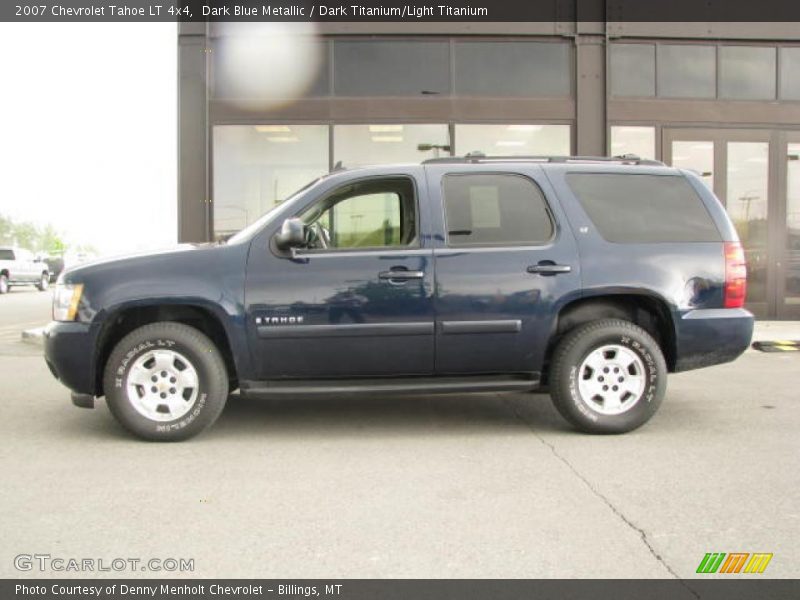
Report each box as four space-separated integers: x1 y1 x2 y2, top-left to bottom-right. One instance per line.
333 124 450 167
212 36 330 101
610 126 655 160
727 142 769 306
785 144 800 305
455 124 571 157
212 125 329 240
779 48 800 100
609 44 655 97
333 41 450 96
657 44 716 98
671 141 714 190
719 46 777 100
454 41 571 97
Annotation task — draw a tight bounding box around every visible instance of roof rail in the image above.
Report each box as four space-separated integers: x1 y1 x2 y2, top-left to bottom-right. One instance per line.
422 153 665 166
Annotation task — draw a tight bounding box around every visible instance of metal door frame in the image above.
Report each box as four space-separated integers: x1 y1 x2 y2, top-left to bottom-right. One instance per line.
777 131 800 319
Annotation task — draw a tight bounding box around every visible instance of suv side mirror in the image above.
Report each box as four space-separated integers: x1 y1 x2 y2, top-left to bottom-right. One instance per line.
274 218 306 251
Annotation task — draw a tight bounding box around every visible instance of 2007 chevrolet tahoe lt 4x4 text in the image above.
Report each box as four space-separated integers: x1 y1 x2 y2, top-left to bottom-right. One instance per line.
44 155 754 441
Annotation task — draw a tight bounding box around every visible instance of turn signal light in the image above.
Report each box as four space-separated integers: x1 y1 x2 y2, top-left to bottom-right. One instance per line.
723 242 747 309
53 283 84 321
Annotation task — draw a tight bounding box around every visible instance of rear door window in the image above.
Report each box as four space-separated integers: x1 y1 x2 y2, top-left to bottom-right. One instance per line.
442 173 554 246
566 173 721 243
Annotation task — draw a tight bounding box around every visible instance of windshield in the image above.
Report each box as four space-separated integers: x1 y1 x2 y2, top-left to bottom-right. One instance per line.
225 177 324 244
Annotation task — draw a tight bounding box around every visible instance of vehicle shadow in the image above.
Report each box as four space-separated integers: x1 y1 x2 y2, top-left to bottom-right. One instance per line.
55 389 707 443
207 391 573 441
52 390 579 443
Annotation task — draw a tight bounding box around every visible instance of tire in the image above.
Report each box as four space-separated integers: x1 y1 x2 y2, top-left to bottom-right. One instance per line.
549 319 667 434
36 272 49 291
0 274 8 294
103 322 229 441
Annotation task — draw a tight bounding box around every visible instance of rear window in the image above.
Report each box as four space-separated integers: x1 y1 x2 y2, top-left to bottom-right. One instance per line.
566 173 721 243
0 249 14 260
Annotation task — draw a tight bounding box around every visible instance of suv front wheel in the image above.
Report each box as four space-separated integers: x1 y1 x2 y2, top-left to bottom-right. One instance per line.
549 319 667 434
103 322 228 441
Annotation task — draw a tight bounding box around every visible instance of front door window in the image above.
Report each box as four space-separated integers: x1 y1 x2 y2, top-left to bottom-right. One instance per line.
300 178 417 250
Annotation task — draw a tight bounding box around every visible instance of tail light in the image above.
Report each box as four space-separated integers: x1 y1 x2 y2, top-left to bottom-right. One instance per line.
723 242 747 309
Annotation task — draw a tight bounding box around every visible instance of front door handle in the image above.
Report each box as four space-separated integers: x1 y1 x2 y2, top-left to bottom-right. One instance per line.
527 263 572 276
379 270 425 281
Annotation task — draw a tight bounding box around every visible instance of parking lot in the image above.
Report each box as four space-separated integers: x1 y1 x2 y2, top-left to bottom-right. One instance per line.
0 288 798 579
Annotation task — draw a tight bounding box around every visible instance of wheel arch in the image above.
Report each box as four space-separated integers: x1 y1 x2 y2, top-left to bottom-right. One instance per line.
543 291 677 383
95 302 239 396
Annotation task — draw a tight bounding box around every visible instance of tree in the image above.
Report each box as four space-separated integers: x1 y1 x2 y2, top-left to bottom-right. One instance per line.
13 222 38 251
0 214 68 256
39 224 66 255
0 215 13 245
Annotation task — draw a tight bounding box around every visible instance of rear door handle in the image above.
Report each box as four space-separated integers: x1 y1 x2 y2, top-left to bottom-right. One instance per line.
527 263 572 275
379 270 425 281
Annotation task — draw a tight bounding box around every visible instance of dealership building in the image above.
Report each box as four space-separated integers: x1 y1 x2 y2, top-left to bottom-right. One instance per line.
178 20 800 319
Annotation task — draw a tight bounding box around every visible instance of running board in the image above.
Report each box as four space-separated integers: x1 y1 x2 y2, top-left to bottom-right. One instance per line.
239 374 539 399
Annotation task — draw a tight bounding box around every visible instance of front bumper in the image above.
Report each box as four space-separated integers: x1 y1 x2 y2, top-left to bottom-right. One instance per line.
44 321 97 396
673 308 754 372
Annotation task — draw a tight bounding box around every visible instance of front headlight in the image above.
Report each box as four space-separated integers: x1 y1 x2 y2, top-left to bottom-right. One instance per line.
53 283 84 322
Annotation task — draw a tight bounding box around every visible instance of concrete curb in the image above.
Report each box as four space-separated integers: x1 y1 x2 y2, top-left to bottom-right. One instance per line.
21 327 45 346
752 321 800 342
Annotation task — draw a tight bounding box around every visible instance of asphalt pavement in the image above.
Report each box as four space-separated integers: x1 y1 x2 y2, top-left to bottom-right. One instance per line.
0 286 52 355
0 287 798 579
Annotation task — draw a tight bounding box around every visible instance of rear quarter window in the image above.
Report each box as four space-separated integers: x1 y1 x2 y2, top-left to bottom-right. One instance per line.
566 173 722 243
0 249 14 260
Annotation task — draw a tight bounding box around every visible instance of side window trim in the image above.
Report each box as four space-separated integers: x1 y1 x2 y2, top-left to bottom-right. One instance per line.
294 247 431 258
440 171 558 249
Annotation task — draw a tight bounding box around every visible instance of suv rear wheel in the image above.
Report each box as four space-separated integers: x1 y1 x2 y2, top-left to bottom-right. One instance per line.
103 322 228 441
0 273 8 294
549 319 666 433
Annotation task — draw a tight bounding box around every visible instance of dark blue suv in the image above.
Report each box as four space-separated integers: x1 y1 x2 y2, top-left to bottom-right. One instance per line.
44 155 753 441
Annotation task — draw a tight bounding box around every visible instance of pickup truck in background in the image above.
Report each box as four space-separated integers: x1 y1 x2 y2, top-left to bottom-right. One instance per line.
0 246 50 294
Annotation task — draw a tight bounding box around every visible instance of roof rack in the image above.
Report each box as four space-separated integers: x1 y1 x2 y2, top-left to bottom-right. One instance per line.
422 152 665 166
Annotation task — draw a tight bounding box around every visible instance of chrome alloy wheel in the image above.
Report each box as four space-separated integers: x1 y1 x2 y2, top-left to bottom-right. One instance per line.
577 344 646 415
126 349 199 422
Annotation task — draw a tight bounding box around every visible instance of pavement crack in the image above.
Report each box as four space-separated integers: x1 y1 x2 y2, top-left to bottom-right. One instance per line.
504 398 698 596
